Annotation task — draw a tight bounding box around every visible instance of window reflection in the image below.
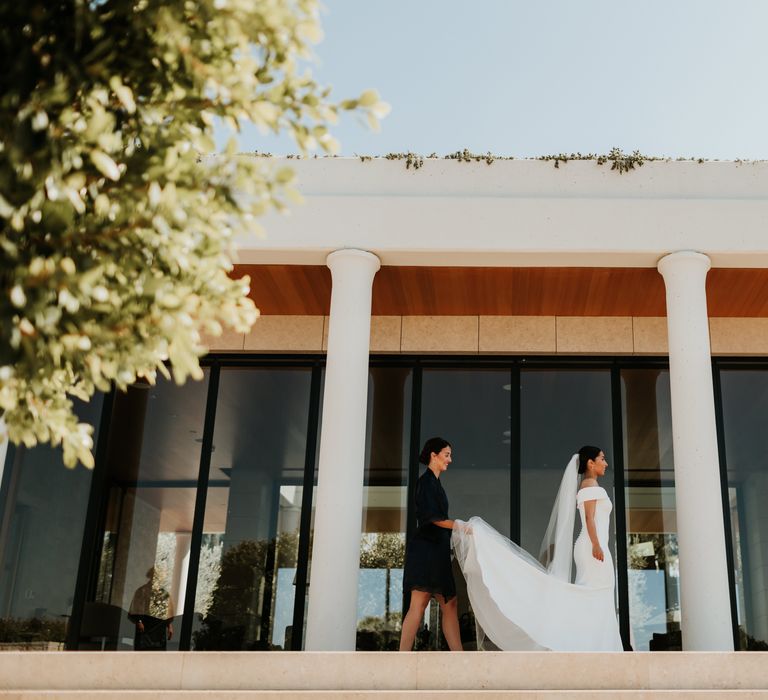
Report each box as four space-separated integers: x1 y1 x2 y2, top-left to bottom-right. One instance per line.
356 367 411 650
191 368 311 651
88 376 209 650
720 370 768 650
626 487 680 650
419 369 511 650
520 370 614 558
8 357 751 654
621 369 680 651
0 396 103 650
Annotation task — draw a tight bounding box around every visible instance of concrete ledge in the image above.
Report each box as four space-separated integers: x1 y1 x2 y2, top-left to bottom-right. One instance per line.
2 691 767 699
0 653 766 693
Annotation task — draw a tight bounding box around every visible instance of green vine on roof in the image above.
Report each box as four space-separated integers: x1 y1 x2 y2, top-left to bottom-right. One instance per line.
370 148 661 173
384 152 424 170
254 148 722 173
381 149 504 170
537 148 653 173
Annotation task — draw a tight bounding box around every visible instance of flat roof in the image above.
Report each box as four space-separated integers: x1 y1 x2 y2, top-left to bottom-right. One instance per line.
236 157 768 268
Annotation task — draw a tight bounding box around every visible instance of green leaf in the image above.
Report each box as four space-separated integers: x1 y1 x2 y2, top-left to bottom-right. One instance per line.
90 150 121 181
0 0 384 468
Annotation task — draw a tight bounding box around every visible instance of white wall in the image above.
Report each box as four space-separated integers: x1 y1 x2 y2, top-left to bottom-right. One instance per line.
238 158 768 267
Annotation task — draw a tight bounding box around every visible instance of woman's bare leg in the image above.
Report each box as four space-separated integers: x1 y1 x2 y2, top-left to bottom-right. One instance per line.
399 590 431 651
437 595 463 651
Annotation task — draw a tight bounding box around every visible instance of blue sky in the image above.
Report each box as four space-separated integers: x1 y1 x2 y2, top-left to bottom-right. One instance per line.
236 0 768 160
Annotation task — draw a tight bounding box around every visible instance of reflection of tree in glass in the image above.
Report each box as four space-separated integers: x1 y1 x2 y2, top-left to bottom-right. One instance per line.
627 533 681 649
628 533 678 571
359 533 405 569
627 564 657 648
739 627 768 650
357 533 405 651
195 535 223 617
95 533 116 602
154 533 176 598
193 532 298 650
0 617 67 648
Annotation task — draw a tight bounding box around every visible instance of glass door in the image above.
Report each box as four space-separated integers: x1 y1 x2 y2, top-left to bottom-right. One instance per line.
417 368 512 649
414 364 619 651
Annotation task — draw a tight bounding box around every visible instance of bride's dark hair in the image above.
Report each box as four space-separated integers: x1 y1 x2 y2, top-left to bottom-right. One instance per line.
577 445 602 474
419 437 451 465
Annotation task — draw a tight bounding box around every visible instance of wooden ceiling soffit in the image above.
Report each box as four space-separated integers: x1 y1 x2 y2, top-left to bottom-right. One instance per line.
236 265 768 318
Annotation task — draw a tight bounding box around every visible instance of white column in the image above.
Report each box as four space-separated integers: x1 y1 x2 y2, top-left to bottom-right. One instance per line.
658 250 733 650
305 248 380 650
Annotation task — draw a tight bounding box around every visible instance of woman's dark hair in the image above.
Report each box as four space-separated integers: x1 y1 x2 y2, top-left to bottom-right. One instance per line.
578 445 602 474
419 437 451 465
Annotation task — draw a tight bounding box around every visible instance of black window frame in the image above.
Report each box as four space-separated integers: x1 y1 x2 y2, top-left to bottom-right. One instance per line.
50 352 761 651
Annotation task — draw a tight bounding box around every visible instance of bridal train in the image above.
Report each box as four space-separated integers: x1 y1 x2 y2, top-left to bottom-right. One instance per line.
452 456 624 652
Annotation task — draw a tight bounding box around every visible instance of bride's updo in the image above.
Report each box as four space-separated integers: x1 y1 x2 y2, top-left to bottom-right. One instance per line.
419 437 451 465
577 445 602 474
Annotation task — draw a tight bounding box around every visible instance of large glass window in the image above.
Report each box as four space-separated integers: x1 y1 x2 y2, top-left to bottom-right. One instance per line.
719 369 768 650
421 370 511 536
621 369 679 651
519 369 617 649
419 369 511 649
520 370 614 558
356 367 412 650
14 355 759 654
86 376 209 651
0 397 103 650
191 367 313 651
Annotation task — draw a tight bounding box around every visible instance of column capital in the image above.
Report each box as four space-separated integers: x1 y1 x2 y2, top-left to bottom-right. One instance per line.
657 250 711 278
326 248 380 273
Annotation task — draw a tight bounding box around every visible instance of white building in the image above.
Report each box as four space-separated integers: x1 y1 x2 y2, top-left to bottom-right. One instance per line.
2 157 768 657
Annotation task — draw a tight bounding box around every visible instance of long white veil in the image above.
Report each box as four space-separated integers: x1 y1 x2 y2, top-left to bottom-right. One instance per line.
452 452 624 651
537 453 579 583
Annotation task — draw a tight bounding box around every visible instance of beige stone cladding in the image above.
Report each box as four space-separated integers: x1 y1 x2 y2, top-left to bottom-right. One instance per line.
226 315 768 355
199 326 245 352
556 316 633 354
710 318 768 355
633 317 669 355
479 316 556 353
243 315 324 352
400 316 479 353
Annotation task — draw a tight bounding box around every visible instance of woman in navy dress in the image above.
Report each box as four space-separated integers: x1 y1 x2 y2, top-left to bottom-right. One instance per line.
399 437 464 651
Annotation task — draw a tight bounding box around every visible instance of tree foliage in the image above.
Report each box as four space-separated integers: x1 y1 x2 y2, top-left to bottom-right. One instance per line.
0 0 388 466
359 532 405 569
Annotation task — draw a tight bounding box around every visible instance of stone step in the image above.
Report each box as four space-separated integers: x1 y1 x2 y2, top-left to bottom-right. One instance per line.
0 652 766 695
1 692 768 699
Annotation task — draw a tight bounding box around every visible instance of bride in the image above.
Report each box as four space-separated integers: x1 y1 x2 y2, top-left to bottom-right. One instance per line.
452 445 624 651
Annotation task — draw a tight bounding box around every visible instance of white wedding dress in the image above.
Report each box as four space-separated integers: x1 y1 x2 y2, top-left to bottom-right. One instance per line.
452 457 624 652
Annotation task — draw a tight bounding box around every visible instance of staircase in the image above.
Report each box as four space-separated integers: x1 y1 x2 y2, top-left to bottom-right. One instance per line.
0 651 766 698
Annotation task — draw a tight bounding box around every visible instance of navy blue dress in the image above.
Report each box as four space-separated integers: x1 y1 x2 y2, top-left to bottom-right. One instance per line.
402 469 456 601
